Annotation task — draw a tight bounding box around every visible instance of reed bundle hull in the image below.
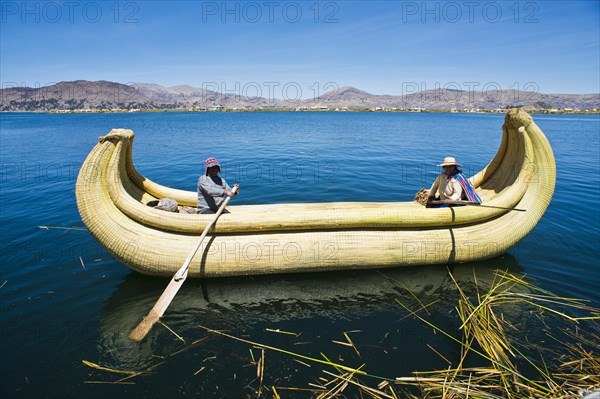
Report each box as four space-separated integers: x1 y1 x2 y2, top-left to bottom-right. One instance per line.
75 109 555 277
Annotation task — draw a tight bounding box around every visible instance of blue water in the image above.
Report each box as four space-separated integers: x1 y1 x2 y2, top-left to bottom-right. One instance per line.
1 111 598 398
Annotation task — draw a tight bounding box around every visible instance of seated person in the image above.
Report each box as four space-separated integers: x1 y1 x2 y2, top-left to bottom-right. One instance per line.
427 157 481 208
197 157 239 214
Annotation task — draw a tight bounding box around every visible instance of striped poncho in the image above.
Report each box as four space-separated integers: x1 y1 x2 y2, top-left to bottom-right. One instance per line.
455 173 482 203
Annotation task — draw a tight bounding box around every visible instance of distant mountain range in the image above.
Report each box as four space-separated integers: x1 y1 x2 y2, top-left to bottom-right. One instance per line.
1 80 598 111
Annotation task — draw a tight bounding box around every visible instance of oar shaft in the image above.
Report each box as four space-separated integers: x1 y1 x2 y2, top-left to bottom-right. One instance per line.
430 200 526 212
129 186 238 341
175 188 237 280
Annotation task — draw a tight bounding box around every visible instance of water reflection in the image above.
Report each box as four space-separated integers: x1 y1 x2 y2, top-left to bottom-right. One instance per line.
98 256 523 371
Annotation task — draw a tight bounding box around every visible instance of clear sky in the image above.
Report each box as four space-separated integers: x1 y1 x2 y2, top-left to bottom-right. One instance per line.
1 0 599 97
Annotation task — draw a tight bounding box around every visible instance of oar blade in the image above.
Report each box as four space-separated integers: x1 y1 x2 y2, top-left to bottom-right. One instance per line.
129 275 186 341
129 311 160 342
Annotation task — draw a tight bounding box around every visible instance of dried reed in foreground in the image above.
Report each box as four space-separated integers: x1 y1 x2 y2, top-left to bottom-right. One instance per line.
190 270 598 398
394 269 599 399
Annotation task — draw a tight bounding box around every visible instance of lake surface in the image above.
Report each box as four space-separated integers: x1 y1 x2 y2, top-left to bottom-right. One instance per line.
1 111 598 398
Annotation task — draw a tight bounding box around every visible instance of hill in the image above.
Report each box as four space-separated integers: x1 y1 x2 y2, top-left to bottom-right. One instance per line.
1 80 598 112
312 87 600 111
0 80 157 111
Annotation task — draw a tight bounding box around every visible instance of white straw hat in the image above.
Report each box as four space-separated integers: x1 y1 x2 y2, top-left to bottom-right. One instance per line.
438 157 461 167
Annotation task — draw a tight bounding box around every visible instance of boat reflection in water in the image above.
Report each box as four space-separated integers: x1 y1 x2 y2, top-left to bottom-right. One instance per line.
98 255 524 371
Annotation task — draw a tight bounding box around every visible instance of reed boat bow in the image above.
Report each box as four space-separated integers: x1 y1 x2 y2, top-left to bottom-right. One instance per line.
75 109 555 277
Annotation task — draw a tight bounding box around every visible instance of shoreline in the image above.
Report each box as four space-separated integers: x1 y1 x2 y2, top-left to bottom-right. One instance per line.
2 108 599 115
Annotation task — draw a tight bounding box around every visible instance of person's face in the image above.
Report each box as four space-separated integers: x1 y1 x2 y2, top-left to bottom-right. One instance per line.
443 165 456 175
208 166 220 177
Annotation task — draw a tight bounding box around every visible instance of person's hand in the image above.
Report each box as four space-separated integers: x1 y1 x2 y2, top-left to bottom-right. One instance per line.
225 184 240 197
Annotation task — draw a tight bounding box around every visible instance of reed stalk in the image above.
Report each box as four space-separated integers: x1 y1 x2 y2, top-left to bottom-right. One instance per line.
392 269 600 398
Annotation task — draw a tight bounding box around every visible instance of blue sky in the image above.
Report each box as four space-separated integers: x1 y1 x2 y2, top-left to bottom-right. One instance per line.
1 0 599 97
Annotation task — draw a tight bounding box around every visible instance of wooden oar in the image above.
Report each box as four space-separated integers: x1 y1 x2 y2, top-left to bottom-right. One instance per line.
129 186 239 342
430 200 526 212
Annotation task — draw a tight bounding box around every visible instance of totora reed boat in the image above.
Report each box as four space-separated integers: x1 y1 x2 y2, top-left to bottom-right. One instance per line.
75 109 555 278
